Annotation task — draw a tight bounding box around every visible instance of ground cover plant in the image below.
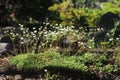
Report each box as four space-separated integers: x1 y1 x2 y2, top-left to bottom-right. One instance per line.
10 51 120 80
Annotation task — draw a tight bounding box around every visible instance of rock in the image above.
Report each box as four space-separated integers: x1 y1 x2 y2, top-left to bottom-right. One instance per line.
0 26 31 55
0 75 6 80
6 75 14 80
0 58 11 72
98 12 120 30
14 75 23 80
25 78 36 80
0 43 13 56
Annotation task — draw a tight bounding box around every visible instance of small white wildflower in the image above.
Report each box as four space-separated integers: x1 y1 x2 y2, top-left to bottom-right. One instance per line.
46 22 50 25
71 26 75 28
33 27 36 30
20 25 23 28
4 31 7 33
78 41 81 44
23 31 26 34
106 33 110 36
55 24 58 26
80 42 84 45
38 28 41 31
109 38 113 41
16 33 19 36
31 32 35 36
116 38 119 40
101 28 104 31
34 30 37 33
43 22 45 24
25 29 29 32
88 46 92 48
26 34 29 37
44 31 48 34
10 29 13 32
10 32 13 35
97 28 100 31
20 27 24 30
21 37 24 40
50 24 53 27
18 23 21 26
13 28 15 30
29 17 32 21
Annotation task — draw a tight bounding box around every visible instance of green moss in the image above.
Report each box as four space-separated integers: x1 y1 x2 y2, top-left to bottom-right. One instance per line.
10 52 118 73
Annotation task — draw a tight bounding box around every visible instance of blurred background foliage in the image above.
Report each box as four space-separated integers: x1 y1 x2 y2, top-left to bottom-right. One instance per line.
48 0 120 28
0 0 54 26
0 0 120 28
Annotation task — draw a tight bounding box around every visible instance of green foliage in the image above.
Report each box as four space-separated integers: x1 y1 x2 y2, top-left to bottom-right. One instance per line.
10 51 118 73
48 0 79 25
48 0 120 28
114 53 120 65
101 2 120 14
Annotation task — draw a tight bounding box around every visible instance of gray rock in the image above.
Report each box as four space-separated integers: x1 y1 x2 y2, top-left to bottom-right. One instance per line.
0 43 13 56
0 75 6 80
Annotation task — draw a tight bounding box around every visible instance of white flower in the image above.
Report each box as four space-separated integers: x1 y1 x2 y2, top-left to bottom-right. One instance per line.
20 25 23 28
23 31 26 34
29 17 32 21
4 31 6 33
109 38 113 41
71 26 75 28
33 27 36 30
97 28 100 31
21 37 24 40
55 24 58 26
80 42 84 45
43 22 45 24
106 33 110 36
10 32 13 35
16 33 19 36
44 69 47 72
18 24 21 26
116 38 119 40
20 27 24 30
38 28 41 31
88 46 92 48
26 34 29 37
34 30 37 33
46 22 50 25
33 35 36 38
13 28 15 30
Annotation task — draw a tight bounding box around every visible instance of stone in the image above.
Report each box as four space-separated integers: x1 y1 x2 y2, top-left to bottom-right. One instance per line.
6 75 14 80
0 75 6 80
0 43 13 56
25 78 36 80
14 75 22 80
98 12 120 30
0 58 11 72
0 26 31 55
